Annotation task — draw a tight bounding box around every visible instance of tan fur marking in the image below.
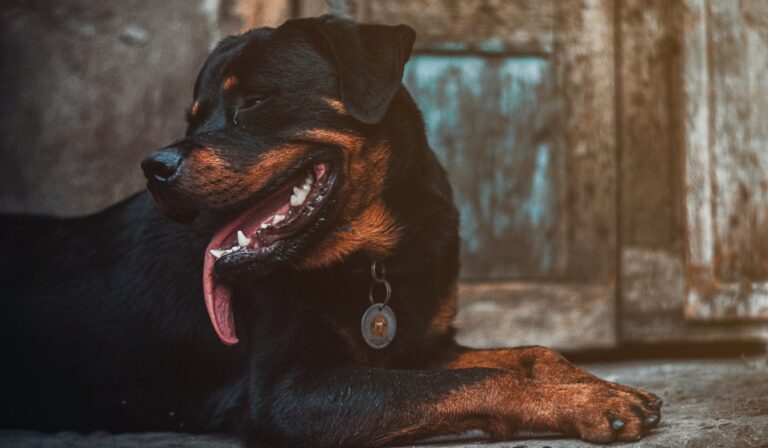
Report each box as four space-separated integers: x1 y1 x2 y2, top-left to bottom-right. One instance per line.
191 150 227 168
187 149 230 179
190 100 200 118
299 129 366 154
298 201 402 270
242 145 309 193
429 287 457 336
223 76 238 90
182 145 310 207
295 140 401 270
322 97 348 115
442 349 516 370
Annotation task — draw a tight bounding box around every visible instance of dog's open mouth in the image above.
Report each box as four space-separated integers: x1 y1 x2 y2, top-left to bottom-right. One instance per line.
203 162 335 345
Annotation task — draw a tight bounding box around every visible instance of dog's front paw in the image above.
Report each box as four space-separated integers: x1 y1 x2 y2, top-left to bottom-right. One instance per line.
597 380 663 409
553 383 661 443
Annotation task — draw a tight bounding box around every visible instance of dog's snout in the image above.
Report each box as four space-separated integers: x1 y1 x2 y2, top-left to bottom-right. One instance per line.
142 148 183 183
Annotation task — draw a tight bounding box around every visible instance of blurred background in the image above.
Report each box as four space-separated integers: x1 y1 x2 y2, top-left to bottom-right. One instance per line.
1 0 766 354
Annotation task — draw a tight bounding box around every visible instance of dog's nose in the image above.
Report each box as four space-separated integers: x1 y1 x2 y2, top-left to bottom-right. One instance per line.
142 149 183 183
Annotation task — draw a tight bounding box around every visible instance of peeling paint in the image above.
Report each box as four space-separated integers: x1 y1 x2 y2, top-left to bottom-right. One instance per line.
404 55 556 279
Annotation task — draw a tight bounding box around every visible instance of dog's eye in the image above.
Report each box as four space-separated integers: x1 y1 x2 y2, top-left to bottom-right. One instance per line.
240 95 269 110
233 95 270 125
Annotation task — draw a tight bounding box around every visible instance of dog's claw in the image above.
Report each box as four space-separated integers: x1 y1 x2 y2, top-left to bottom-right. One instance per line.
651 398 663 408
643 415 658 426
611 419 625 430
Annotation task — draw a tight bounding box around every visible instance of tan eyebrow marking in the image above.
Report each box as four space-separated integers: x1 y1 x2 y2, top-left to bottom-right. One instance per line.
223 76 238 90
322 97 348 115
299 128 365 153
190 100 200 117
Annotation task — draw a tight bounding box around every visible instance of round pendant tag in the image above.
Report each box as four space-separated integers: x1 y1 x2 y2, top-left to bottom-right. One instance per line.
361 304 397 349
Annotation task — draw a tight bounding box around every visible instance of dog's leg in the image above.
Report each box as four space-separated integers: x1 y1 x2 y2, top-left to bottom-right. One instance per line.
249 364 661 447
435 344 661 406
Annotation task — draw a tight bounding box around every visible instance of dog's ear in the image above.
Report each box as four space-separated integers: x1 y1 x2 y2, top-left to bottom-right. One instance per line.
287 15 416 124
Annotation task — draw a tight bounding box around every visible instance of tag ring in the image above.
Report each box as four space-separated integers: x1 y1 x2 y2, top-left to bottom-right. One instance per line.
370 260 386 284
368 279 391 308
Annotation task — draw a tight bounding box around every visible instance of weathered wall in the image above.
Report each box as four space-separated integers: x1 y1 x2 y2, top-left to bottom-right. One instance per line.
0 1 216 215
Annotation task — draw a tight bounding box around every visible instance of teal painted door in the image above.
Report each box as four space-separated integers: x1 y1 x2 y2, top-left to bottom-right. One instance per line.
405 55 557 280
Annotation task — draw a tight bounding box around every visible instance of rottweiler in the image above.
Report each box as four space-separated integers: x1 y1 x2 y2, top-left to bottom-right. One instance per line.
0 15 662 447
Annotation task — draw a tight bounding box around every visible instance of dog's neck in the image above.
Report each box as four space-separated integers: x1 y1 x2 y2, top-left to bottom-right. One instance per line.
305 98 461 304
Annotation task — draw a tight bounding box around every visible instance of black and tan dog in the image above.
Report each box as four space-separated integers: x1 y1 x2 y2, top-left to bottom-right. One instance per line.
0 15 662 447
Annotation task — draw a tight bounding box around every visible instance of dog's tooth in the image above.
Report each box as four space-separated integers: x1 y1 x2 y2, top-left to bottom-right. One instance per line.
291 187 310 206
273 214 285 224
209 249 224 259
237 230 251 247
293 186 303 195
260 222 269 229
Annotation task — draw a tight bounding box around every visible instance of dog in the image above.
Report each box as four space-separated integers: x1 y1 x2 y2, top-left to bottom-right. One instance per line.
0 15 662 447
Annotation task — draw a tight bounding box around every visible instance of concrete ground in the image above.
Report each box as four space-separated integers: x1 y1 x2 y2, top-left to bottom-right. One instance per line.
2 356 767 448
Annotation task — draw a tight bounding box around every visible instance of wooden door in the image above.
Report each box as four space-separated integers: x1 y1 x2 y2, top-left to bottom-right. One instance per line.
607 0 768 345
682 0 768 322
341 0 619 350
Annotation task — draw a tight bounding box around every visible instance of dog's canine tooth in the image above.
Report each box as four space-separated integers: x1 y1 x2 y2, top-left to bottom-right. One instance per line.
237 230 251 247
209 249 224 259
273 214 285 224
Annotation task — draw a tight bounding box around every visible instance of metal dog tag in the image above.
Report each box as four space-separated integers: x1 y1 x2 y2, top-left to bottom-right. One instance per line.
361 304 396 349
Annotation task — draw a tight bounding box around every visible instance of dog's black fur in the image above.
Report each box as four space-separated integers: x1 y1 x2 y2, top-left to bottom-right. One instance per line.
0 15 661 447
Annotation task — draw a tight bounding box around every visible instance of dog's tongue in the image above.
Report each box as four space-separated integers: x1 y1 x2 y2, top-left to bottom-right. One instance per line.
198 169 307 345
203 237 239 345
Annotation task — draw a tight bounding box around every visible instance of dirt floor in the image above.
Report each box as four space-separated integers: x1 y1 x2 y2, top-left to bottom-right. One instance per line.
2 356 767 448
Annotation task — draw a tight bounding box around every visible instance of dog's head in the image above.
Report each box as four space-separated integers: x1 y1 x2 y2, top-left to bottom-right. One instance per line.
141 16 454 346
